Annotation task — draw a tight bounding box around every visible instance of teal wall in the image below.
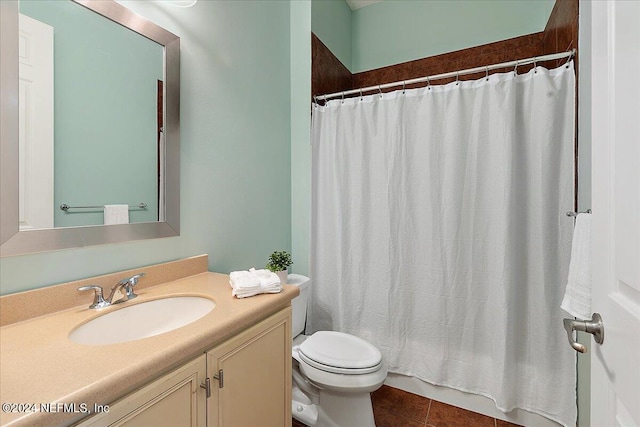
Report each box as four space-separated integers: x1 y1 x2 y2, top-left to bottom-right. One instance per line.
20 0 162 226
311 0 352 70
311 0 555 74
352 0 555 73
1 0 294 295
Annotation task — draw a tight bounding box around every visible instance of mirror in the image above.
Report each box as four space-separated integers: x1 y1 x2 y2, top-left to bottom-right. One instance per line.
0 0 180 257
19 0 163 229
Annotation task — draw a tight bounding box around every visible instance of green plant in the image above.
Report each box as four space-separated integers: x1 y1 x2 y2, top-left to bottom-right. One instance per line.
266 250 293 272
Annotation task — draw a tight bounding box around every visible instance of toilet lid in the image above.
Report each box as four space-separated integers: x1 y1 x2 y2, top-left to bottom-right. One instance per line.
298 331 382 375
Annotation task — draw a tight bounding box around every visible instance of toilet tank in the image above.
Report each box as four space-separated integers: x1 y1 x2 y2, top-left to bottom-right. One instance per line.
287 274 310 338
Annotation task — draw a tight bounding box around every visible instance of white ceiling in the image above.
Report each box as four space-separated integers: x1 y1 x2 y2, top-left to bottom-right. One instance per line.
345 0 383 11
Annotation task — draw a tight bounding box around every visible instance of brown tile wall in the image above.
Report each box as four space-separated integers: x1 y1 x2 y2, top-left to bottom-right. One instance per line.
311 33 352 100
543 0 579 66
352 33 545 92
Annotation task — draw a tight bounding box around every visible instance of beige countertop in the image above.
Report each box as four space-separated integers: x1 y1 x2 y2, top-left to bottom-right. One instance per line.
0 260 298 427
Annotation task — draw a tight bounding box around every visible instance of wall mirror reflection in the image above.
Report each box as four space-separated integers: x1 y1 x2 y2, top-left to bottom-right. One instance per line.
0 0 180 257
19 0 163 229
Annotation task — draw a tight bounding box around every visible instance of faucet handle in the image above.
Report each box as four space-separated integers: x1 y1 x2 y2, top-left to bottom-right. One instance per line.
117 272 145 287
114 272 146 303
78 285 110 309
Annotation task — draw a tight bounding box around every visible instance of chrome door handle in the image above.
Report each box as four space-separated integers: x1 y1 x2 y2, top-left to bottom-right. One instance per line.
562 313 604 353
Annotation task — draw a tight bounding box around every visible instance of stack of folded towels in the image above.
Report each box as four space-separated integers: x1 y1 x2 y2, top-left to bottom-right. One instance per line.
229 268 283 298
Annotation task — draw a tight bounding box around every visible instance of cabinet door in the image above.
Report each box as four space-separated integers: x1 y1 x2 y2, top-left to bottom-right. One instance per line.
207 307 292 427
76 356 207 427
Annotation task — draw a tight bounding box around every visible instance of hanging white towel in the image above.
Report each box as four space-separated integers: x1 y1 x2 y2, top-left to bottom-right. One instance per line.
561 213 592 320
104 204 129 225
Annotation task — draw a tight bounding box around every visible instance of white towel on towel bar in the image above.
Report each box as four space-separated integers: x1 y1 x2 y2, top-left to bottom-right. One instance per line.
104 204 129 225
561 213 592 320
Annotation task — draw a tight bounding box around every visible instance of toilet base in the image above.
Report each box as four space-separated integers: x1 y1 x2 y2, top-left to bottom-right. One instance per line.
316 389 375 427
292 386 319 426
292 361 377 427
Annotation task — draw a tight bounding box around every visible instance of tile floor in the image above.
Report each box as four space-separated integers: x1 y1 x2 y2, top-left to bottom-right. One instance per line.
292 385 523 427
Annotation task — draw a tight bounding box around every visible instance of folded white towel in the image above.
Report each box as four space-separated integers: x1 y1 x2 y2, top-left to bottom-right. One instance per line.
229 270 260 290
250 268 281 290
104 204 129 225
561 213 592 320
230 268 283 298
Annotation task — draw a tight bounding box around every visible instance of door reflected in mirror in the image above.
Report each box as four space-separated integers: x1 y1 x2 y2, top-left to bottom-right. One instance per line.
18 0 163 229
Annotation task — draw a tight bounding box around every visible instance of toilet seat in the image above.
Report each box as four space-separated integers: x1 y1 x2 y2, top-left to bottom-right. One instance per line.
298 331 382 375
297 355 388 394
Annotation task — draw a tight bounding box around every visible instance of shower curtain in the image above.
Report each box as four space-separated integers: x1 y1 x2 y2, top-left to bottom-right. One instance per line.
309 62 576 426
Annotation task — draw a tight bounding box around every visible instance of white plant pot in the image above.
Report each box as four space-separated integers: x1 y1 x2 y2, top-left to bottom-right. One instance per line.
276 270 288 285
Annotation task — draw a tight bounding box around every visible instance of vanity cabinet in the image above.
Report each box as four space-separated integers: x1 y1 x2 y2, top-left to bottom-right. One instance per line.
76 356 207 426
206 307 292 427
75 306 292 427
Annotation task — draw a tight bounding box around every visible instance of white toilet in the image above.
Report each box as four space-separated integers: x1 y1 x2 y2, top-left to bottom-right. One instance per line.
288 274 387 427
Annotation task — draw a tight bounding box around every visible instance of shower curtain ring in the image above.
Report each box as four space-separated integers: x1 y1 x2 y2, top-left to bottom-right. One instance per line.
378 85 383 98
359 88 363 101
455 71 459 85
341 92 345 104
565 52 572 68
534 57 538 73
485 66 489 81
426 76 431 91
514 60 519 74
402 81 406 94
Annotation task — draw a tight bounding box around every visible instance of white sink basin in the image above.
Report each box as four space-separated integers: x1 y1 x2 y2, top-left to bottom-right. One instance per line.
70 296 215 345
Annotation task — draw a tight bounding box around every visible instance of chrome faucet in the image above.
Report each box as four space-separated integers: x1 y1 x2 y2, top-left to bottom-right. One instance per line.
110 273 145 304
78 273 146 309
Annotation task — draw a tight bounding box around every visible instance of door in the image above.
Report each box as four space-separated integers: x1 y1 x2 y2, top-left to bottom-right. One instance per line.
589 1 640 426
18 13 54 230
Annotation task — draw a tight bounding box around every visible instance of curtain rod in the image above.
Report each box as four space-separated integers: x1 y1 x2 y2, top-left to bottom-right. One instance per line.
315 49 576 102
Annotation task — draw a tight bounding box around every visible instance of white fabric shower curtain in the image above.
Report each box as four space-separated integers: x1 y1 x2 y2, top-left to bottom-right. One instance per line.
310 63 576 426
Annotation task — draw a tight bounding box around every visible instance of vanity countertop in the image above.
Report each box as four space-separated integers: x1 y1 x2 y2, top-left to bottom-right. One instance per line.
0 267 299 427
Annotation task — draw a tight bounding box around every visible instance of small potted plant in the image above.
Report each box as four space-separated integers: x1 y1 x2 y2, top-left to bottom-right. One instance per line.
266 250 293 284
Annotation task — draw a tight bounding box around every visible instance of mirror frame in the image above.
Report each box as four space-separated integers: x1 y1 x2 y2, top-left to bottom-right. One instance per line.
0 0 180 257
